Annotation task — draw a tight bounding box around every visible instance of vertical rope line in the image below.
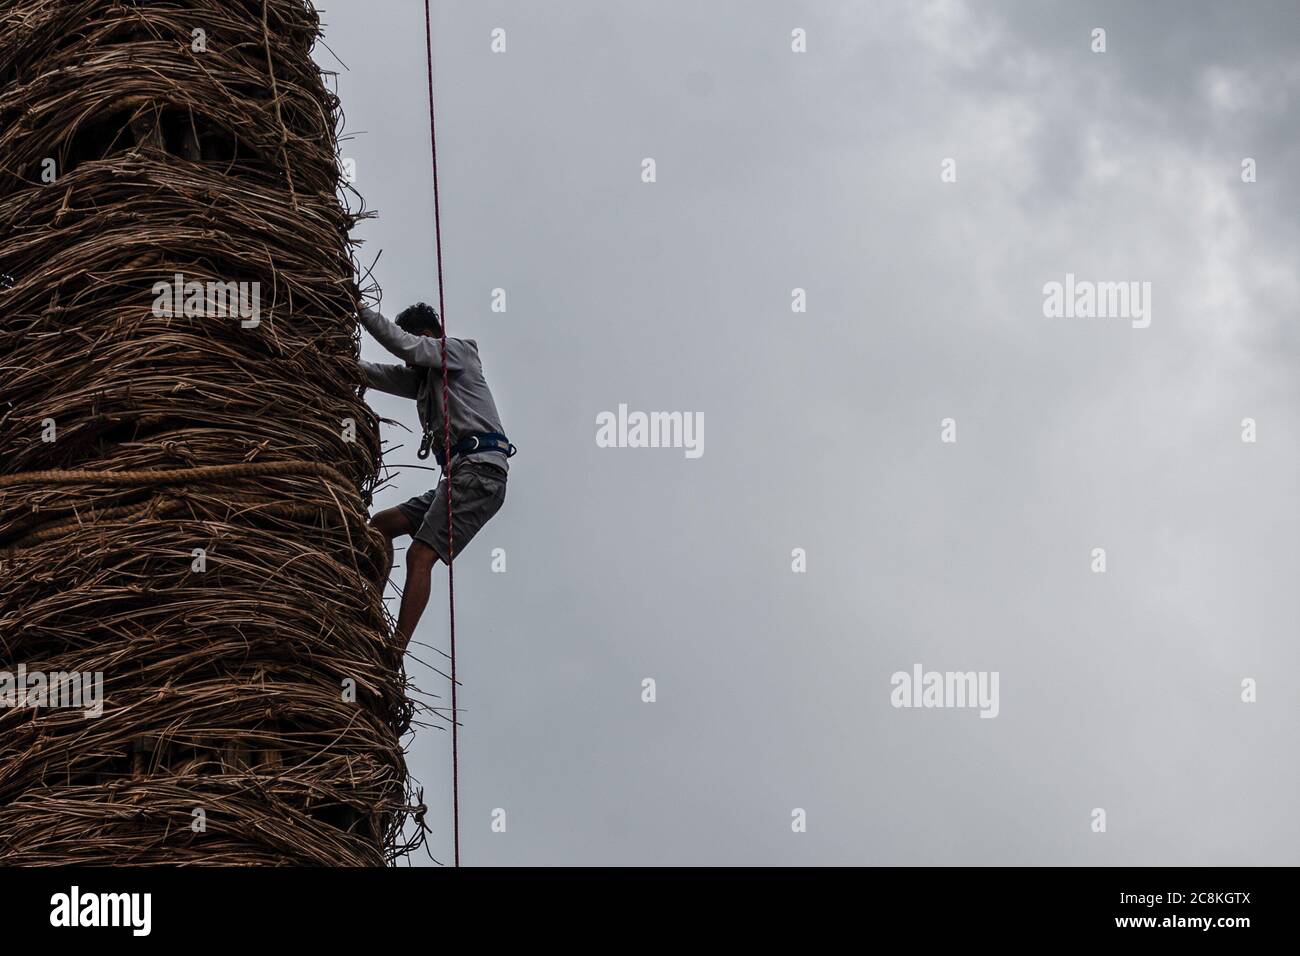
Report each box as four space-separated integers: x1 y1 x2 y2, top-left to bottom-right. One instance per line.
422 0 459 869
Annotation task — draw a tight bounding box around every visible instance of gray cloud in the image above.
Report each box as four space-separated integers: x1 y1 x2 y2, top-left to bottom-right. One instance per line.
319 0 1298 865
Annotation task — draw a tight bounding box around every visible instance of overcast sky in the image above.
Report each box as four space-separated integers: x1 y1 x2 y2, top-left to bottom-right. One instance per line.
316 0 1299 865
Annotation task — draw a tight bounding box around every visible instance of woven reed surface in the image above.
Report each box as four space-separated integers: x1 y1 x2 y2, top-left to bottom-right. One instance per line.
0 0 425 865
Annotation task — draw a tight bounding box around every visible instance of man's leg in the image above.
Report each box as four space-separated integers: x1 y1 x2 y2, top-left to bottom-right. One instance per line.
370 507 414 539
395 539 439 652
387 466 506 651
368 507 414 580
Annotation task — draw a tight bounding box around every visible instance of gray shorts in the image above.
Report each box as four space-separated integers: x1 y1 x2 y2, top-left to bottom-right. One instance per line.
397 460 507 563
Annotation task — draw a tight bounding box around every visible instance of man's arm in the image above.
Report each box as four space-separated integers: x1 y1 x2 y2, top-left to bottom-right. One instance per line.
359 359 420 398
359 305 465 370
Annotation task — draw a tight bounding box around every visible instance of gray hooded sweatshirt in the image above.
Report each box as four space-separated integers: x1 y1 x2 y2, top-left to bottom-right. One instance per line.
358 306 508 472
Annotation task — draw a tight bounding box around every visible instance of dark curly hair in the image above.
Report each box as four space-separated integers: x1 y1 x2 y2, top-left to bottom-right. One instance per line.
395 301 442 337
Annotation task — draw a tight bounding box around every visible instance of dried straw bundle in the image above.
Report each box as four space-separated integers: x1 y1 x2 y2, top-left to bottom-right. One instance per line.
0 0 424 865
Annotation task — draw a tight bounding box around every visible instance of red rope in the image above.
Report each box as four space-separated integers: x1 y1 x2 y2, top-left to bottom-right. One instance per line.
422 0 459 869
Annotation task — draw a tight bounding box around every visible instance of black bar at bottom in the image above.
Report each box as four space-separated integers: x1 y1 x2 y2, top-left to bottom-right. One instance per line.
0 865 1284 942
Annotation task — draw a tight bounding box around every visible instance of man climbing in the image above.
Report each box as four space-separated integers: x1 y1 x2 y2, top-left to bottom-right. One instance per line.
357 302 513 650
